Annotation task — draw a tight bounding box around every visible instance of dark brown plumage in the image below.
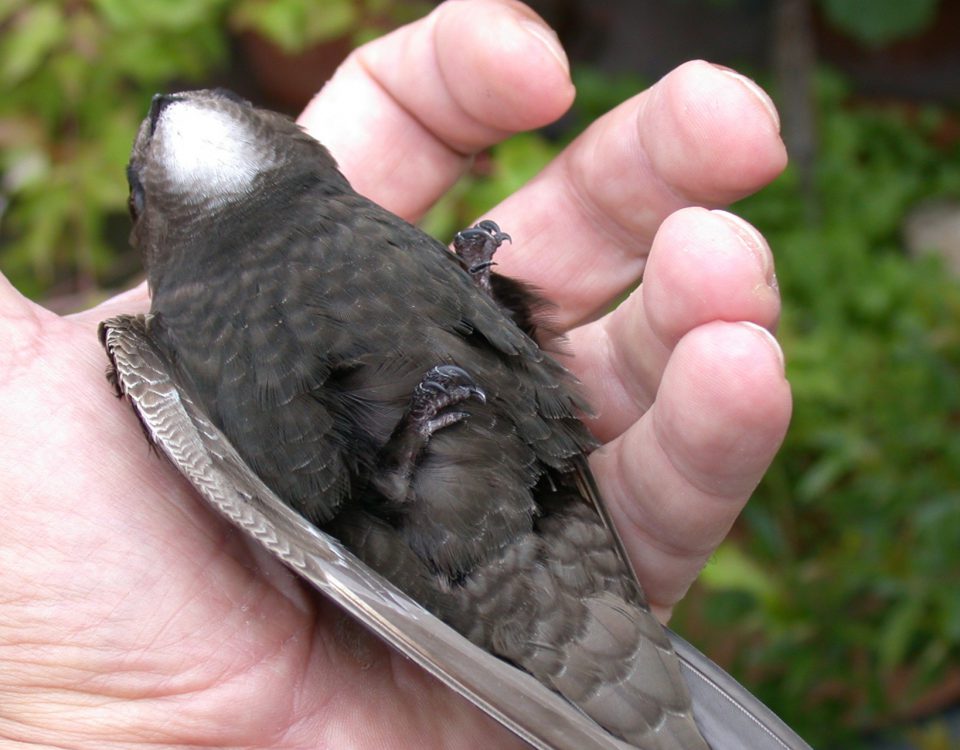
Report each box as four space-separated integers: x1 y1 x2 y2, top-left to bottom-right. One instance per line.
120 89 707 749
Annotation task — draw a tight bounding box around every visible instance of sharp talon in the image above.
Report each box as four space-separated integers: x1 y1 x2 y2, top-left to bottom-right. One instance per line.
453 219 512 295
421 379 447 395
454 229 488 243
473 220 511 245
412 365 487 420
469 260 496 274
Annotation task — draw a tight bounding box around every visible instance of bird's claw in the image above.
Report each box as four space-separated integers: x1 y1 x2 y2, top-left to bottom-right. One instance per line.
410 364 487 436
453 220 512 292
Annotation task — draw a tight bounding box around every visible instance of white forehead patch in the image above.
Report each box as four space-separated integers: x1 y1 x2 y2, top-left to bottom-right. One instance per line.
156 100 272 200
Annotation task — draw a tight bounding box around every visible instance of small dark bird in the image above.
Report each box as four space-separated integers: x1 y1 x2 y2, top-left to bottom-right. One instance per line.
100 90 808 750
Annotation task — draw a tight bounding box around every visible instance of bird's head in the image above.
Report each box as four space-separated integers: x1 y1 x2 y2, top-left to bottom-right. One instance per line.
125 88 343 273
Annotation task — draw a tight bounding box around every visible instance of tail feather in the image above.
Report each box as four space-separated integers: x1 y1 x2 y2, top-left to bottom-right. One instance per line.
537 593 709 749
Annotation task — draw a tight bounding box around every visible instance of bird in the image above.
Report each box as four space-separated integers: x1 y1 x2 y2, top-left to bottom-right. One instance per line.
107 87 711 749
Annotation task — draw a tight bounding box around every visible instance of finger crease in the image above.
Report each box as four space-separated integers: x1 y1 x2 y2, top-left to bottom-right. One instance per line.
559 150 647 265
353 52 474 162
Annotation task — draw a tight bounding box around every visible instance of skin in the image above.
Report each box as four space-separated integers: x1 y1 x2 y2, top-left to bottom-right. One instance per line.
0 1 790 748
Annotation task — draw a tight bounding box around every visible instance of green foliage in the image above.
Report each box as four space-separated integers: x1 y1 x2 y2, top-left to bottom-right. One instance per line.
0 0 427 300
229 0 428 53
230 0 360 52
905 721 960 750
0 0 235 298
818 0 941 47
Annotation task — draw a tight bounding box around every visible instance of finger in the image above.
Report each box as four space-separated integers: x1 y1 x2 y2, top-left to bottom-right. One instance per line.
298 0 574 220
69 281 150 326
566 207 780 440
483 60 787 328
0 271 64 369
589 320 792 617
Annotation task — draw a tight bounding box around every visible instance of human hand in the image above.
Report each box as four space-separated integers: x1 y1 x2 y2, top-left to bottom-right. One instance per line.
0 1 789 747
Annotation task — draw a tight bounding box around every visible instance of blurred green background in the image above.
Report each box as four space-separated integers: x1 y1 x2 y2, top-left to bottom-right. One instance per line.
2 1 959 748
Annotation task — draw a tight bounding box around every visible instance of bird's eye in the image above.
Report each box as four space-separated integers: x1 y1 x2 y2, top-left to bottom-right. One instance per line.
126 165 145 221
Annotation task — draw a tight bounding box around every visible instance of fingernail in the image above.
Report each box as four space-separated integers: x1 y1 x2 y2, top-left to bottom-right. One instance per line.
738 321 785 375
521 19 569 74
712 64 780 133
712 209 775 284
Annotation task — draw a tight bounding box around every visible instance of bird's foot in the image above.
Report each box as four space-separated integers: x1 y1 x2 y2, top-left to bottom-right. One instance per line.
453 220 511 293
373 365 486 503
408 364 486 437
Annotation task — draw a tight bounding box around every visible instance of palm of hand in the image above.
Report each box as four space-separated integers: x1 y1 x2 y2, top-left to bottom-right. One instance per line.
0 3 789 747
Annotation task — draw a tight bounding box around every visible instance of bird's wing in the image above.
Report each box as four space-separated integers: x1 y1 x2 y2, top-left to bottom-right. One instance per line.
99 314 813 750
669 632 813 750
